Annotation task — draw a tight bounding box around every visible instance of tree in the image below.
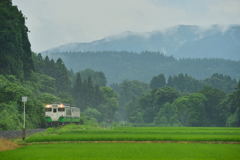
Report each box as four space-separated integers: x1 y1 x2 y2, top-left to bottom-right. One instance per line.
226 81 240 126
154 103 181 126
55 58 71 92
83 107 102 122
73 72 84 109
80 69 107 86
126 98 144 123
174 93 207 126
112 80 149 121
204 73 237 93
167 74 203 93
200 87 226 126
98 87 119 122
150 74 166 89
0 102 21 130
136 87 179 123
0 0 34 79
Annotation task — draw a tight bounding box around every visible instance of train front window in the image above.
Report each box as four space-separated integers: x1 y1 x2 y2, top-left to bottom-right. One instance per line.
45 108 52 112
58 108 65 112
53 108 57 113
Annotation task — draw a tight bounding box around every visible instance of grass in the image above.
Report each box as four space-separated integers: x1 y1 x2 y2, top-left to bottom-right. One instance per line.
0 143 240 160
26 125 240 142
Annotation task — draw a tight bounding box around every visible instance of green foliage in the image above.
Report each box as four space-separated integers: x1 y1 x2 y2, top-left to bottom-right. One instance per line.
126 99 144 123
200 87 227 126
83 107 102 122
168 73 204 93
0 75 46 130
0 75 31 103
28 72 56 94
72 72 119 122
150 74 166 89
204 73 238 93
226 81 240 126
72 72 103 111
80 69 107 86
0 102 21 130
174 93 207 126
38 93 61 104
126 87 179 123
98 87 119 122
0 0 34 79
154 103 181 126
112 80 149 120
33 54 71 94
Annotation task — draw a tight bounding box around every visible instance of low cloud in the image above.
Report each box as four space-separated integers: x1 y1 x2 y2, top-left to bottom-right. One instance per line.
13 0 240 52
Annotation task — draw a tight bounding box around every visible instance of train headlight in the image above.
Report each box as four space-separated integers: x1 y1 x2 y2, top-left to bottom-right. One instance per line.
59 104 64 108
45 104 52 108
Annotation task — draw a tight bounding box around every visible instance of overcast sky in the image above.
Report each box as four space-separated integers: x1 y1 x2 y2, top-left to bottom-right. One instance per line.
13 0 240 52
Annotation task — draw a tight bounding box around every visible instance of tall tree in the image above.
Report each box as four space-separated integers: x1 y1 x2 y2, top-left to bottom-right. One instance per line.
0 0 34 79
135 87 179 123
174 93 207 126
200 87 226 126
150 74 166 89
226 81 240 126
112 80 149 121
204 73 237 93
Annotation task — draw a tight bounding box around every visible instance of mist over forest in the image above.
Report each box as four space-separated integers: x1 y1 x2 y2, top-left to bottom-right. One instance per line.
43 51 240 84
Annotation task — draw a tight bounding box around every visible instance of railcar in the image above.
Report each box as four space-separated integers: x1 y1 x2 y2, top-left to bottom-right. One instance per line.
45 103 80 126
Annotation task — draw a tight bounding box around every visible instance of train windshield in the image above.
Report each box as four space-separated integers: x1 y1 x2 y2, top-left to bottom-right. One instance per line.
45 108 52 112
58 108 65 112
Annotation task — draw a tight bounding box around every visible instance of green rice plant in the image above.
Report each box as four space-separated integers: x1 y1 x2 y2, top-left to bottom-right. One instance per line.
26 126 240 142
1 143 240 160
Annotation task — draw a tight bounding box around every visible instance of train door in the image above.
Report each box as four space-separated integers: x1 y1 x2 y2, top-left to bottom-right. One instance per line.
51 107 59 121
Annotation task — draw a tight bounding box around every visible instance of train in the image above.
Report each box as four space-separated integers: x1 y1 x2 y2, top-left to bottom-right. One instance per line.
45 103 80 126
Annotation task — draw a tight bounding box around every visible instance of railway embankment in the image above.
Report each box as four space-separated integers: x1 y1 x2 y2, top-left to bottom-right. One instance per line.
0 129 45 139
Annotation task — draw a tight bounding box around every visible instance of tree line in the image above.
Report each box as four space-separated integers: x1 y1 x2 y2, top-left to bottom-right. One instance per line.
112 73 240 126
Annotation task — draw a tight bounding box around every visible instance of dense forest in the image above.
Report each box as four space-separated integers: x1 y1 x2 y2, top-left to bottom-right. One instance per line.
112 75 240 126
0 0 240 130
43 51 240 83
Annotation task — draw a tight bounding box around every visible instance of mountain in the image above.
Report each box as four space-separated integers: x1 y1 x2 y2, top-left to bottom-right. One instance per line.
43 25 240 60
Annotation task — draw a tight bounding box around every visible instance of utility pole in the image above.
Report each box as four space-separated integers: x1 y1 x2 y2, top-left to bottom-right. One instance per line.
22 96 28 140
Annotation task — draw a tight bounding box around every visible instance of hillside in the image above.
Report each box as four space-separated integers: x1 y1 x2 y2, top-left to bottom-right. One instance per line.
43 51 240 84
0 0 33 79
43 25 240 60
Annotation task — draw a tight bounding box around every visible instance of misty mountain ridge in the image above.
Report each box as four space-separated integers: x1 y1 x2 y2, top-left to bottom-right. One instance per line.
43 25 240 60
41 51 240 84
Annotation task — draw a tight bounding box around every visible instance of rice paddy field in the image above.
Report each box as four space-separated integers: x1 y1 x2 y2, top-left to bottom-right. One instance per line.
1 125 240 160
26 125 240 142
1 143 240 160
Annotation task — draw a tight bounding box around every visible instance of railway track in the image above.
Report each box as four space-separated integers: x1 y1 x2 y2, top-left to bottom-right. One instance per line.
0 129 45 139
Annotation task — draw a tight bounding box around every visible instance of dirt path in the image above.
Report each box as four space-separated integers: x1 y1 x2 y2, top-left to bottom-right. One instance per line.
0 138 19 152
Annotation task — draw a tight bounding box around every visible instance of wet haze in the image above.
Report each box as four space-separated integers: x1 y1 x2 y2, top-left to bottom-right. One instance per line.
13 0 240 52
